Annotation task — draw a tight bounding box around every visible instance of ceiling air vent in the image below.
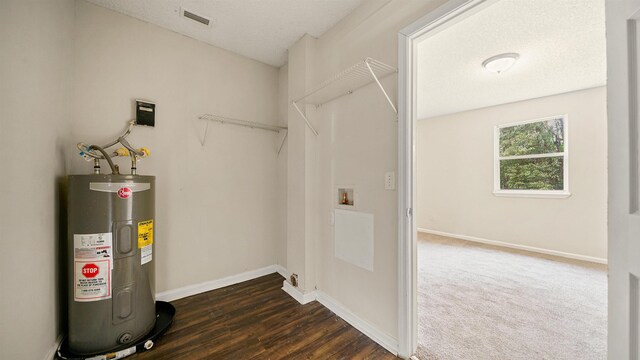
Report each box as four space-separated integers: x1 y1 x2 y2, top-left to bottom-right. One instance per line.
181 8 211 26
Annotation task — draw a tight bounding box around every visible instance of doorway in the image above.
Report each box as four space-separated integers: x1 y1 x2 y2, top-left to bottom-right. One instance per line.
397 0 608 358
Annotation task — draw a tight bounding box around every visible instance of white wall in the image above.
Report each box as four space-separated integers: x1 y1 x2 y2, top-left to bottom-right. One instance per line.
417 87 608 260
284 0 451 345
71 1 282 293
286 36 309 291
0 1 75 359
277 64 288 268
2 2 285 357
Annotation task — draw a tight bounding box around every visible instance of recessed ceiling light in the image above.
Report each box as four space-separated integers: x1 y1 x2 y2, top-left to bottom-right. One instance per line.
482 53 520 74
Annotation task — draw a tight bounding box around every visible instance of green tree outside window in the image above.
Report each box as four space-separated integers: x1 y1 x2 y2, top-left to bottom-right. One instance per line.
498 118 565 191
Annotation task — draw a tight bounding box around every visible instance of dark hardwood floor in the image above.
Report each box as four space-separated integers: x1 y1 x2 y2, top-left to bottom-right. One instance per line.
131 273 397 359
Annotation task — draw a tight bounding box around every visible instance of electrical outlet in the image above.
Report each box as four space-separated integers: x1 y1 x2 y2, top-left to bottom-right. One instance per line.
385 171 396 190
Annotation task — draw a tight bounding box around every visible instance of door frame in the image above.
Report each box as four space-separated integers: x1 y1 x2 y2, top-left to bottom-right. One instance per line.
397 0 500 357
606 1 640 359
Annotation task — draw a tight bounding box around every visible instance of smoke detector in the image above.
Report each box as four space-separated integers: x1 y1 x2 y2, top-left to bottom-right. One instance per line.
180 8 213 27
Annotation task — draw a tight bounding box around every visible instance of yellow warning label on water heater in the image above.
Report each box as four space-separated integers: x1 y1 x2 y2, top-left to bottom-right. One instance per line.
138 220 154 248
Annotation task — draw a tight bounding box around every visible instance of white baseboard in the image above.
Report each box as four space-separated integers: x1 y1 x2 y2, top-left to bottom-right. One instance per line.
417 228 607 264
277 282 399 356
281 280 317 305
316 291 398 356
45 335 63 360
156 265 282 302
274 264 287 279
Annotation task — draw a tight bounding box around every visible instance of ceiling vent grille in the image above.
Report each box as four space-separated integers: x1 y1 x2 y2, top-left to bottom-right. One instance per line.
181 8 211 26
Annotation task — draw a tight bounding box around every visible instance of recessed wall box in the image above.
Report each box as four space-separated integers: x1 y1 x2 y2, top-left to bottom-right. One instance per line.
136 100 155 127
337 186 356 209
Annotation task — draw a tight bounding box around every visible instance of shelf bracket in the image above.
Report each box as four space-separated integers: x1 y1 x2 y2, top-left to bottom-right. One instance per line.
364 59 398 116
292 101 319 136
277 129 288 156
201 120 210 146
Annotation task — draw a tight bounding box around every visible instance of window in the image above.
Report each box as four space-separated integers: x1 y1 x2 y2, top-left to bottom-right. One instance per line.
494 115 569 198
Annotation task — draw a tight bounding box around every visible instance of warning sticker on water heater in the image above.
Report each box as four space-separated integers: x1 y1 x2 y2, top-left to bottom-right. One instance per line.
74 259 111 302
141 244 152 265
138 220 153 248
74 232 113 270
74 233 112 260
86 345 136 360
74 233 112 302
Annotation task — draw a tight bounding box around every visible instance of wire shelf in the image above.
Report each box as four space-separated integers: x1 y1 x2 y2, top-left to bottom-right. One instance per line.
293 58 397 107
291 58 398 136
198 114 288 154
199 114 287 133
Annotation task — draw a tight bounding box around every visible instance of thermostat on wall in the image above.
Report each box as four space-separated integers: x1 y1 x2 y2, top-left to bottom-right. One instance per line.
135 100 155 127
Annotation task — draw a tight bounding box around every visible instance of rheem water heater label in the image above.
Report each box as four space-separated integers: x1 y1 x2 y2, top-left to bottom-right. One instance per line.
74 233 113 302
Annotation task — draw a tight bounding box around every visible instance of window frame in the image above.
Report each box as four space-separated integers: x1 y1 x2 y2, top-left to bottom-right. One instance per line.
493 114 570 198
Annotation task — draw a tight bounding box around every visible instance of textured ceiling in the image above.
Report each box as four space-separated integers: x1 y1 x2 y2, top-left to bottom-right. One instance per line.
417 0 606 120
85 0 364 67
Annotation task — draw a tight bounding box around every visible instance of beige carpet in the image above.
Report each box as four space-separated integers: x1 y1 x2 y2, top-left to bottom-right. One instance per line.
416 233 607 360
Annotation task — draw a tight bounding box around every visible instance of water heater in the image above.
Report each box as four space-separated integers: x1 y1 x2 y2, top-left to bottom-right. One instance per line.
67 174 156 354
59 119 174 360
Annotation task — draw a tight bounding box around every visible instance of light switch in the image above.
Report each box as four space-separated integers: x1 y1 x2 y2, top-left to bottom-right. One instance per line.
385 171 396 190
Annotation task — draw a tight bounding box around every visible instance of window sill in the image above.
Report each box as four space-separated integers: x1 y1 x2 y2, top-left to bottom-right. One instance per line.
493 190 571 199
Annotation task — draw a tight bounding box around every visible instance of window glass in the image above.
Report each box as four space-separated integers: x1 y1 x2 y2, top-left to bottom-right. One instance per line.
496 116 567 194
499 118 564 157
499 157 564 190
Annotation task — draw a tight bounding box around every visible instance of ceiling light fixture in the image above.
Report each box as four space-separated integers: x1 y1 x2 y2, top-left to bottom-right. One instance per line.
482 53 520 74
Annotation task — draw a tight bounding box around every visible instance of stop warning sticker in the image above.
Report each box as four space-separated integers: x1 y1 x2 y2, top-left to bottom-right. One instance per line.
138 220 153 248
74 259 111 302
